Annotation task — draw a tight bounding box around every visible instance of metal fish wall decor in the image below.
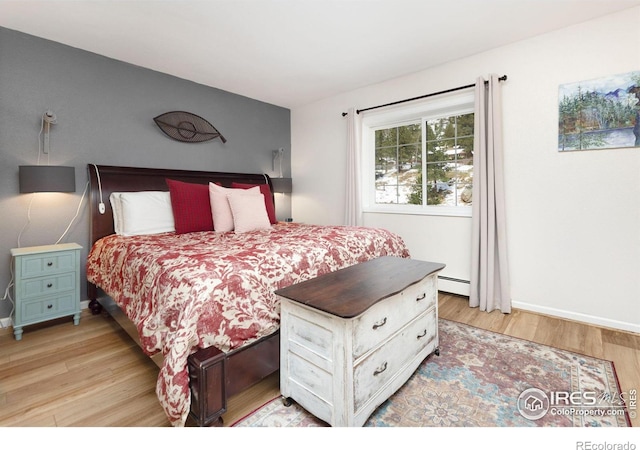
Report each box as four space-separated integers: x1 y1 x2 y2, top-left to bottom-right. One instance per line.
153 111 227 143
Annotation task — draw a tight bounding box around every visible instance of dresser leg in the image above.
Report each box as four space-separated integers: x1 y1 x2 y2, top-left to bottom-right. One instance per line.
434 347 440 356
282 396 293 407
73 312 81 325
14 326 23 341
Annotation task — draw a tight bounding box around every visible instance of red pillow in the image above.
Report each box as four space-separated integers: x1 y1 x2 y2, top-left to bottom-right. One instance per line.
166 179 214 234
231 182 277 224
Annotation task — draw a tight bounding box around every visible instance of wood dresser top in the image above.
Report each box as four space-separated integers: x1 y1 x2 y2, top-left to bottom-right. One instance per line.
275 256 445 318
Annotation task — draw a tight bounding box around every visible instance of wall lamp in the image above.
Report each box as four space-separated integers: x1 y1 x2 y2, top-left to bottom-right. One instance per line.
19 165 76 193
18 110 76 193
42 110 57 154
272 148 284 174
270 147 292 193
271 177 292 194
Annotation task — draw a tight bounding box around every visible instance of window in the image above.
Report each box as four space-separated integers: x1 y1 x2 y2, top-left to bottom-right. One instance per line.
374 123 422 204
362 90 475 216
424 113 474 207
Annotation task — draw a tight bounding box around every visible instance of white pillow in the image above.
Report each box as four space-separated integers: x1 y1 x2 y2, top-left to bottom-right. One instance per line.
209 183 259 232
109 192 124 235
228 193 271 233
113 191 175 236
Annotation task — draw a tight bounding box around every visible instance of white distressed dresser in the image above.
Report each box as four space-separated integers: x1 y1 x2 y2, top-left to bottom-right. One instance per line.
276 256 445 427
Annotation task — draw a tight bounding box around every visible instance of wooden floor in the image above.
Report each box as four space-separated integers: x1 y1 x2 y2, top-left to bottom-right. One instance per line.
0 292 638 427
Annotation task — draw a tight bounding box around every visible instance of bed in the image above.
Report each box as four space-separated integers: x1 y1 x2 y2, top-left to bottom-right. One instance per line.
85 164 410 427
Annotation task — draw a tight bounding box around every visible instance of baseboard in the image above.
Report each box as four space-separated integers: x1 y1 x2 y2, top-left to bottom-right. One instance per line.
437 282 639 334
0 317 11 329
511 300 640 334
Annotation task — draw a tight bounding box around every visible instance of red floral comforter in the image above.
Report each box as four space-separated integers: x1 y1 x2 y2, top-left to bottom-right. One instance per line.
86 223 410 426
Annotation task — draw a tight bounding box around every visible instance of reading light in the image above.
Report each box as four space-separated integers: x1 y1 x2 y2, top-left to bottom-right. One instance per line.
271 177 292 194
18 110 76 193
270 147 291 193
272 148 284 173
19 165 76 193
42 110 57 154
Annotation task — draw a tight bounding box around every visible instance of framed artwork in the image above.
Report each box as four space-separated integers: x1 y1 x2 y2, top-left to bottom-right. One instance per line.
558 71 640 151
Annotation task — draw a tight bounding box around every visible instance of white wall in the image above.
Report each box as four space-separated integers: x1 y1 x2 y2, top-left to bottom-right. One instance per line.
291 7 640 333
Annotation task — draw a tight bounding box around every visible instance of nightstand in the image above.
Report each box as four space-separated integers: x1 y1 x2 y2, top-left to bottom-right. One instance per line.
10 243 82 340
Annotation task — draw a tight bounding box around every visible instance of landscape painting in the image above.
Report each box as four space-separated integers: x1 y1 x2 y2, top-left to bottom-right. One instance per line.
558 71 640 151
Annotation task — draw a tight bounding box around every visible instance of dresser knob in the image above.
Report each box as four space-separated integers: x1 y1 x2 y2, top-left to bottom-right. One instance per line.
373 362 388 376
372 317 387 330
47 304 53 309
47 283 53 288
417 329 427 339
416 293 426 301
47 262 53 267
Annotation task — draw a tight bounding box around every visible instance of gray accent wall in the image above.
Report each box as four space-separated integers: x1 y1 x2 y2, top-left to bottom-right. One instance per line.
0 27 291 320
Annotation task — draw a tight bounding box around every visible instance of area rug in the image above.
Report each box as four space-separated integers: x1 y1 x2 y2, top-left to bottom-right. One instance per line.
233 319 631 427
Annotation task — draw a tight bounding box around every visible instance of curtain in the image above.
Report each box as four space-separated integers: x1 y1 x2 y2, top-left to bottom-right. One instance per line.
344 107 362 226
469 74 511 313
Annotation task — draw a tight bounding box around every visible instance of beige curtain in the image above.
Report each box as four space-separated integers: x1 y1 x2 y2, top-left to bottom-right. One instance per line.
470 74 511 313
345 107 362 226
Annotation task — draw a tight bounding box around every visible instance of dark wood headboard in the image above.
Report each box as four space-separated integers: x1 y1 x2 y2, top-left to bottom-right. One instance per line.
86 164 274 303
87 164 274 245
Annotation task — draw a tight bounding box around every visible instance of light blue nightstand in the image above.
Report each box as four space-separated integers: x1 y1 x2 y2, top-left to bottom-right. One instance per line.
10 243 82 340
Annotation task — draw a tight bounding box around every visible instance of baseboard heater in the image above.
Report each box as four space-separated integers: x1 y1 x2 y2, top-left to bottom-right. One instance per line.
437 275 470 296
438 275 470 284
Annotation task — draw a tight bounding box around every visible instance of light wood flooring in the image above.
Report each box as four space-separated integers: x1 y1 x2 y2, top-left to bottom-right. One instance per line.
0 292 638 427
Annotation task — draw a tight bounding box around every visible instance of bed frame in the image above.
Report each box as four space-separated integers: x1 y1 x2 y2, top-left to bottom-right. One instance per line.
86 164 280 427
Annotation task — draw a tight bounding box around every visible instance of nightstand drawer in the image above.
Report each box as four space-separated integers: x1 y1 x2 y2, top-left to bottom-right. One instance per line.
21 272 76 299
20 251 77 278
20 292 78 323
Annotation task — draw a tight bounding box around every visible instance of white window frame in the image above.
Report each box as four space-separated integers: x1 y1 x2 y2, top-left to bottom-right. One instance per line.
361 89 475 217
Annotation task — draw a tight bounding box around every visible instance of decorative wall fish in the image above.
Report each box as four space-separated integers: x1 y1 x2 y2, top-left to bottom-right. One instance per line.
153 111 227 143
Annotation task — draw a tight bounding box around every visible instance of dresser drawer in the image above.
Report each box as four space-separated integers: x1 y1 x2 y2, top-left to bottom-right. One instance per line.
19 292 78 324
21 272 76 299
352 275 436 358
19 250 78 278
353 308 437 412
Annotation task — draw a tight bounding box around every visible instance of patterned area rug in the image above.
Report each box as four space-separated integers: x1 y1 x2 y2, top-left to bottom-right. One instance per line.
233 319 631 427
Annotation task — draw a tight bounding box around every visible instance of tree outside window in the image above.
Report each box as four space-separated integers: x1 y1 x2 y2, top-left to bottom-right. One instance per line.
374 113 474 208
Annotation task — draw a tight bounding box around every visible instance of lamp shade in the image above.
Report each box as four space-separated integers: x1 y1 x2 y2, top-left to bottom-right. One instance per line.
271 177 292 194
19 165 76 193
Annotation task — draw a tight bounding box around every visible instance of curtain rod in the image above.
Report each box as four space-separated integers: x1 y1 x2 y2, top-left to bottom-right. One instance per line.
341 74 507 117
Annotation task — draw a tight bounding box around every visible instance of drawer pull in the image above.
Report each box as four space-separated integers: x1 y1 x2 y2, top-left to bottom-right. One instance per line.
417 329 427 339
416 293 427 301
47 304 53 309
47 262 53 267
372 317 387 330
373 362 387 376
47 283 53 288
